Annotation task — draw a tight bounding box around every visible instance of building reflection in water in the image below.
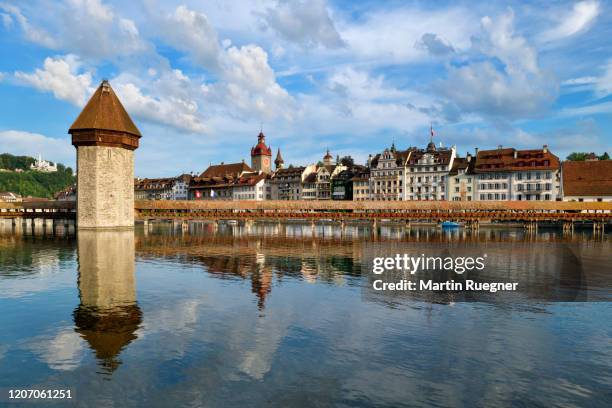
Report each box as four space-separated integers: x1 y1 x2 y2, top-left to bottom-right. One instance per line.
73 230 142 374
136 221 610 308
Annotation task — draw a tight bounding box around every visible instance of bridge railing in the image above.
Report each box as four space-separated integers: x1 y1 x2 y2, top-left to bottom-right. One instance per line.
134 200 612 222
0 200 76 217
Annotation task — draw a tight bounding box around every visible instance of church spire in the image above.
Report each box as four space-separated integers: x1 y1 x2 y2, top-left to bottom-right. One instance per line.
275 148 284 169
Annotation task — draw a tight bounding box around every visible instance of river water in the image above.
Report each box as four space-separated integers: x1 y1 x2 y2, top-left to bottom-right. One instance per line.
0 221 610 407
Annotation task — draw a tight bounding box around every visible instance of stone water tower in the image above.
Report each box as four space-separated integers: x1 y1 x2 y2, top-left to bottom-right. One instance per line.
69 80 141 229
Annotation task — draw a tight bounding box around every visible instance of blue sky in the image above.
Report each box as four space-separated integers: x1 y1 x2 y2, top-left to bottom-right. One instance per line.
0 0 611 177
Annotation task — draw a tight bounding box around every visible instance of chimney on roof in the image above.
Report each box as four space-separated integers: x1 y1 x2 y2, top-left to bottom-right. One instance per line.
474 147 479 155
543 144 548 153
466 153 472 162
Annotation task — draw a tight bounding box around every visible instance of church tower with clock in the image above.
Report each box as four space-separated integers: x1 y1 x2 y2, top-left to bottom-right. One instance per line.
251 131 272 174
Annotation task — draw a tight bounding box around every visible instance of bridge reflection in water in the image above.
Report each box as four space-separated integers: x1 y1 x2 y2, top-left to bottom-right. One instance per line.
73 230 142 374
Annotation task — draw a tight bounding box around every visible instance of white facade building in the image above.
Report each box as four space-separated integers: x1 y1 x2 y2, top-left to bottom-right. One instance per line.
369 145 411 201
30 153 57 172
232 173 268 201
405 141 455 201
475 146 561 201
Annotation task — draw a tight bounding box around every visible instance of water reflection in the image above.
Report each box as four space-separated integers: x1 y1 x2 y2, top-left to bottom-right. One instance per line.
137 222 611 307
73 230 142 374
0 222 610 407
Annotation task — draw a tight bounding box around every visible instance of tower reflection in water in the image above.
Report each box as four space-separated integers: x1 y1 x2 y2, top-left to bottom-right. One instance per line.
73 230 142 374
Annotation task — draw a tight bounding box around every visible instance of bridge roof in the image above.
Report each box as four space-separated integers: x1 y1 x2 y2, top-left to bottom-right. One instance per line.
69 80 141 137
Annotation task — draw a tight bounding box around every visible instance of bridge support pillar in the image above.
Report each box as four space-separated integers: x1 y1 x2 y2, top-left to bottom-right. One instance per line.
14 218 22 234
593 222 605 235
33 218 44 235
525 221 538 233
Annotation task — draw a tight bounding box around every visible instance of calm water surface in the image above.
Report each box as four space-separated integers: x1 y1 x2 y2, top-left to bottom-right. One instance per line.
0 222 611 407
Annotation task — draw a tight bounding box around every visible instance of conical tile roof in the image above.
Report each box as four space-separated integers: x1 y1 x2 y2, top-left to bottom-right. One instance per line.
69 80 141 137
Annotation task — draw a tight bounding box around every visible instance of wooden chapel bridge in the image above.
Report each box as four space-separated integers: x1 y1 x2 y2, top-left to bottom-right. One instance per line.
2 199 610 231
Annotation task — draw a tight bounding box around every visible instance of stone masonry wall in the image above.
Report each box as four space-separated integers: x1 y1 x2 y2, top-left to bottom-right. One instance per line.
77 146 134 228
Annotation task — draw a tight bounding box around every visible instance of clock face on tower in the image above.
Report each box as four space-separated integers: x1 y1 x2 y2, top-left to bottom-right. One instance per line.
263 158 270 166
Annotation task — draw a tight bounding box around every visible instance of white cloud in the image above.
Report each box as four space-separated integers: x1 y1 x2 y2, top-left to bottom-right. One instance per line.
541 1 600 42
561 59 612 97
1 1 147 60
561 101 612 116
158 5 221 70
26 328 85 371
479 10 538 74
437 10 557 119
594 59 612 96
339 6 475 64
59 0 146 59
204 45 294 121
14 54 93 106
562 76 597 86
13 55 207 134
0 130 74 168
68 0 113 22
327 67 414 102
261 0 344 48
439 61 556 119
113 79 206 133
0 3 56 47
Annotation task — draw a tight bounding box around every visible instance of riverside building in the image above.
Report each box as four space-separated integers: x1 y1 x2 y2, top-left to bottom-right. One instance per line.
447 154 475 201
404 138 456 201
369 144 412 201
475 145 560 201
561 159 612 202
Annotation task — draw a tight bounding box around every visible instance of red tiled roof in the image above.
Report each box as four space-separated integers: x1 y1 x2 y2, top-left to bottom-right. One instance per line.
562 160 612 197
475 147 560 173
272 166 305 178
235 172 266 186
200 162 253 178
448 156 475 175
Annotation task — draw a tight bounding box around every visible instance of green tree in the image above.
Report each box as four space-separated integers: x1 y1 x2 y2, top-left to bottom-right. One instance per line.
566 152 589 161
600 152 610 160
0 153 75 198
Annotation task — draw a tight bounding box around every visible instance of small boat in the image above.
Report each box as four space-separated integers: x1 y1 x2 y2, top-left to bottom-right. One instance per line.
440 221 461 228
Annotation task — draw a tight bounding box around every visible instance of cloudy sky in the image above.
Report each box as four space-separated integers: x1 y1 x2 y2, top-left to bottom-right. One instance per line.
0 0 610 177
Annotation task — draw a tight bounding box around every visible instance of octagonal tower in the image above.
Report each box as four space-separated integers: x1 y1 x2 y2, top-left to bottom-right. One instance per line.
69 80 141 229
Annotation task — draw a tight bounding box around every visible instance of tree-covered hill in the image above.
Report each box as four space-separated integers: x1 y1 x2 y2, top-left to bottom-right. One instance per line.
0 153 37 171
0 153 75 198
